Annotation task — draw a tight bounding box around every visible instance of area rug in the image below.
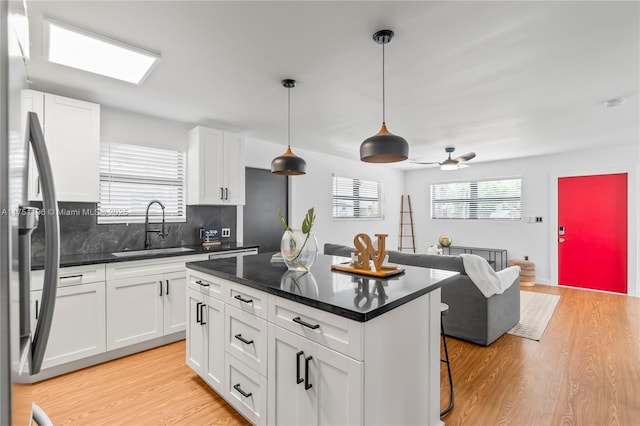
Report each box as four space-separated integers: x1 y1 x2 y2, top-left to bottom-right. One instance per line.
507 291 560 341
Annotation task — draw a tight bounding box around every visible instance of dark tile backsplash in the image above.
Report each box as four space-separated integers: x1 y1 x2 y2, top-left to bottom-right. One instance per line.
30 202 236 257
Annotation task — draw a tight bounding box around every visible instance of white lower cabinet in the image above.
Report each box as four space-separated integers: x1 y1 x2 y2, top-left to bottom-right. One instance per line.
106 274 165 350
30 281 106 370
186 287 225 393
225 352 268 426
186 269 365 426
106 258 206 351
267 324 363 426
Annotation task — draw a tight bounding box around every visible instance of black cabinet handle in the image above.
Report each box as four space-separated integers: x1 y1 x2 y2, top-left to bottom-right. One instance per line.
195 280 209 287
296 351 304 384
165 279 169 295
304 355 313 390
196 302 202 324
234 294 253 304
35 299 39 320
220 187 224 200
199 303 206 325
234 334 254 345
293 317 320 330
224 187 229 200
159 280 163 296
233 383 252 398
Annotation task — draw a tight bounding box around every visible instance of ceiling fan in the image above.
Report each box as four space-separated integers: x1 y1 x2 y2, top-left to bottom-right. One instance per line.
411 147 476 170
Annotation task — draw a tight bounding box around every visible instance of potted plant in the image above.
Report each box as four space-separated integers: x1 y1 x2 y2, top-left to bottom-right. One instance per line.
278 207 318 271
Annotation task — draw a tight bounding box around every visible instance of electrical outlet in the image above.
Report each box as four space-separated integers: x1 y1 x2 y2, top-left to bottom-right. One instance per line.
535 217 543 223
222 228 230 238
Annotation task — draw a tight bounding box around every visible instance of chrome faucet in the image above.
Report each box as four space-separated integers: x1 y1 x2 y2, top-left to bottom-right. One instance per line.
144 200 168 249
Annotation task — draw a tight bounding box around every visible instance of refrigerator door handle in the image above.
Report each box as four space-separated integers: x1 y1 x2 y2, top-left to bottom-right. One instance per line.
26 112 60 375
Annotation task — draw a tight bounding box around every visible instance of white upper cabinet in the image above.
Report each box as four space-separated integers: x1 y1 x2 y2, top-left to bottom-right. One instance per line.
21 90 100 202
187 126 245 205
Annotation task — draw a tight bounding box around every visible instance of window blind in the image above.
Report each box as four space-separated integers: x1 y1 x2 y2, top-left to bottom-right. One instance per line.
332 176 383 219
98 143 186 223
431 178 522 220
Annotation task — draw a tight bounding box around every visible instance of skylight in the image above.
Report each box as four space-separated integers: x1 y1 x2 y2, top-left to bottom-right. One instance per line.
44 17 161 85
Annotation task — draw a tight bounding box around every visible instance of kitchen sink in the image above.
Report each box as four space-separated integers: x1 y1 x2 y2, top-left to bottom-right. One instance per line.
111 247 194 257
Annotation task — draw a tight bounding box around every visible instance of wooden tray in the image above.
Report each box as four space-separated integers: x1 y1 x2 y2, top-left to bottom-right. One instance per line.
331 262 405 278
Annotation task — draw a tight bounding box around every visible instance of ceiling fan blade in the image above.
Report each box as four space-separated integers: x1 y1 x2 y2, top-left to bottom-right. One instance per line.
409 160 441 165
453 152 476 162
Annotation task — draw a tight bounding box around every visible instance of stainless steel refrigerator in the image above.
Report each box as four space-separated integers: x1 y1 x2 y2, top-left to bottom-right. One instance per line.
1 1 60 424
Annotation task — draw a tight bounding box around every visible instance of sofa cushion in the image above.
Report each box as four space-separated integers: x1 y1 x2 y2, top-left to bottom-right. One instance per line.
323 243 353 257
387 250 466 275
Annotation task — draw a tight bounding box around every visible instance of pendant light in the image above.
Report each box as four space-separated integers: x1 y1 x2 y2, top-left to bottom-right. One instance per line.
271 79 307 175
360 30 409 163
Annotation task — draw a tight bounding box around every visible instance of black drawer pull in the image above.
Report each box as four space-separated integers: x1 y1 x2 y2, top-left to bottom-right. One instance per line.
304 355 313 390
159 280 163 296
233 383 252 398
234 294 253 304
35 300 39 320
293 317 320 329
199 303 206 325
296 351 304 384
195 280 210 287
234 334 254 345
196 302 202 324
165 279 169 295
60 274 83 280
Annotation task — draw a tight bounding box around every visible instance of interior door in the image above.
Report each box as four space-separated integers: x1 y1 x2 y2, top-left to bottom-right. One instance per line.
558 173 627 293
244 167 288 253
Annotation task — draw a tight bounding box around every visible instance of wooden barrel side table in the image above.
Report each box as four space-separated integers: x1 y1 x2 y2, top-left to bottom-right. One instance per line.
507 259 536 287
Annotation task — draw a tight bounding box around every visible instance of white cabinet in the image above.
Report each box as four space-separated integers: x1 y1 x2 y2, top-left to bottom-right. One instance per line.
186 287 225 393
106 274 165 350
30 266 106 370
21 90 100 202
105 255 209 351
267 317 363 426
187 126 245 205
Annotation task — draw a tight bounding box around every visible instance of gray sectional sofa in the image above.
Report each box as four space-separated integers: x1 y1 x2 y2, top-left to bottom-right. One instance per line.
323 243 520 346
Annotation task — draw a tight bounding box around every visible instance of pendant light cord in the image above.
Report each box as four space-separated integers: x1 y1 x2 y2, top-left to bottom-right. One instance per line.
382 42 386 124
287 87 291 148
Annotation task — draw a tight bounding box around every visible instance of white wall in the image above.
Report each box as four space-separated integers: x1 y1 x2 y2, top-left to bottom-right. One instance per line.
242 137 405 251
100 106 191 150
405 144 639 296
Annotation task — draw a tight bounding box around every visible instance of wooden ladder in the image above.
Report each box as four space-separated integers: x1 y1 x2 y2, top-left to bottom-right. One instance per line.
399 195 416 253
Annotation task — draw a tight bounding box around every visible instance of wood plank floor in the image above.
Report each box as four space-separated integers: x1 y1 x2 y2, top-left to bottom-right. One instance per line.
27 285 639 425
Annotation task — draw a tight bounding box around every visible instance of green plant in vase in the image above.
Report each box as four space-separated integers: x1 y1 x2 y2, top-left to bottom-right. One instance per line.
278 207 318 271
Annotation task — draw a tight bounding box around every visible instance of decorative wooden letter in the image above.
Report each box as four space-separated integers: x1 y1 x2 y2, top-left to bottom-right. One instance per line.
353 233 388 272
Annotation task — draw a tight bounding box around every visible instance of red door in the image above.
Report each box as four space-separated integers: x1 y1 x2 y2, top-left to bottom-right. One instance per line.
558 173 627 293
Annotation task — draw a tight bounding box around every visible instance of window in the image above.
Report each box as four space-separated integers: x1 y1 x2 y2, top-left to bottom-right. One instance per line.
98 143 186 223
431 178 522 220
332 175 383 219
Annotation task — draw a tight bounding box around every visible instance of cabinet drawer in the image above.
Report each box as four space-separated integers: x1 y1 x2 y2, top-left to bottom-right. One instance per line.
268 295 363 361
187 272 225 300
32 264 106 291
225 353 267 426
225 281 267 319
225 305 267 376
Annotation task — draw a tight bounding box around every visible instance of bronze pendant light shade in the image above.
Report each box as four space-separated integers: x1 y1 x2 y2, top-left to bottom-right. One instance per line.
271 79 307 175
360 30 408 163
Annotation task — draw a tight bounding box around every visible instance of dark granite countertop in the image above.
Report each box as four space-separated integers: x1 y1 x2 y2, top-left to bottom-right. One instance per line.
32 243 260 270
186 253 458 322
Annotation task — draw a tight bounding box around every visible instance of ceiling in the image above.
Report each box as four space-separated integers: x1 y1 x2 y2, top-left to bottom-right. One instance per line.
23 1 639 170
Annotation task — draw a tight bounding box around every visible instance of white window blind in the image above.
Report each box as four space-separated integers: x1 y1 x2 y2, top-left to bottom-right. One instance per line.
98 143 186 223
333 175 383 219
431 178 522 220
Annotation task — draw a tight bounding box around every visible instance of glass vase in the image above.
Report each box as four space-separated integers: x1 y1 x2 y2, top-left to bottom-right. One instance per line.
280 229 318 271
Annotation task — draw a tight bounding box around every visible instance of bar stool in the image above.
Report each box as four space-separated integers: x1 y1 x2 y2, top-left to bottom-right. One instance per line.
440 303 454 417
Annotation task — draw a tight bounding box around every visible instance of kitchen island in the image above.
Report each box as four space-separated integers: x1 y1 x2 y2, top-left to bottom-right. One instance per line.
186 253 458 426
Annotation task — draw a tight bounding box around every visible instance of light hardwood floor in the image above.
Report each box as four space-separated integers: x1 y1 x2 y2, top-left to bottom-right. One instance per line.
27 285 639 425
